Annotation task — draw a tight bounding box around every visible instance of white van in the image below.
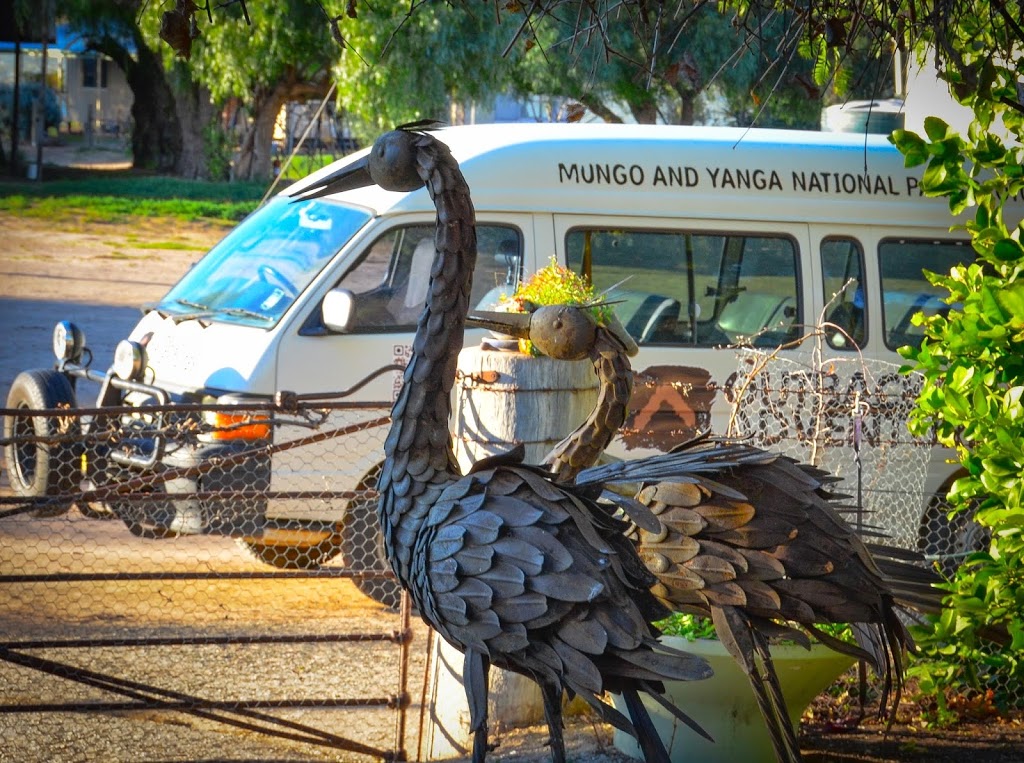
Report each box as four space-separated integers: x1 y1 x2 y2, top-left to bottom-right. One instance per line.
4 123 997 601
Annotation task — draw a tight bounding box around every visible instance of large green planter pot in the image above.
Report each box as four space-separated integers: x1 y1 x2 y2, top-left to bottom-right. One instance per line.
611 637 855 763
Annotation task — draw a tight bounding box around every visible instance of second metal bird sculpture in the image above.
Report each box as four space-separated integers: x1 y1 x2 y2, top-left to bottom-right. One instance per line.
291 127 715 763
468 303 942 763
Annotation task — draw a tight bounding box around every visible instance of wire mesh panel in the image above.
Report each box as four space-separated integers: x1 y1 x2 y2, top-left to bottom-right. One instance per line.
0 398 420 760
727 350 932 549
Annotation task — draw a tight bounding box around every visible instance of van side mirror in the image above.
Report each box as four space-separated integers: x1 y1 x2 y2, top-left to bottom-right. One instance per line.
322 288 356 333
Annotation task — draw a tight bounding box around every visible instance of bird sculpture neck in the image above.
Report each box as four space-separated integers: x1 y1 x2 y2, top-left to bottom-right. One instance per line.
545 330 633 482
379 133 477 575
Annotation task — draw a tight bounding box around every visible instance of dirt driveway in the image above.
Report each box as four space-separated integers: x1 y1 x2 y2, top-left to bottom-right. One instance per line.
1 209 1022 762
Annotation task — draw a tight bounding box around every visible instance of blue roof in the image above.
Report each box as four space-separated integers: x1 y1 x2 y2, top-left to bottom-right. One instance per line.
0 23 133 55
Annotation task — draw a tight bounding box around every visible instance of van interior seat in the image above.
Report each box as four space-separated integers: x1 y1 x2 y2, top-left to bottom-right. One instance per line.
386 237 436 323
612 290 681 344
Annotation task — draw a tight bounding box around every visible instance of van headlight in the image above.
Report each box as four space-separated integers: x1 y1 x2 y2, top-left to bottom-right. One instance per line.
112 339 147 381
53 321 85 363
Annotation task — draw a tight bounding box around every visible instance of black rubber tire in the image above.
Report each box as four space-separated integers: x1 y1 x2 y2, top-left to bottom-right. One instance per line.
340 485 402 609
918 500 990 579
3 369 79 517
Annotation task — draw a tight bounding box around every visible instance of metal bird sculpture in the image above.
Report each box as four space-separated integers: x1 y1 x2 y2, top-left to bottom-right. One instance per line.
468 304 943 763
291 128 716 763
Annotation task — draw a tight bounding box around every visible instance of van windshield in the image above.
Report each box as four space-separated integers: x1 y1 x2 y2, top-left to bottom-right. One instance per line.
158 197 370 328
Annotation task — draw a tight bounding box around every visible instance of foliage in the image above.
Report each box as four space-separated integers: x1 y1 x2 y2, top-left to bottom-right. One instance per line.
0 194 254 223
656 612 854 643
656 613 719 641
276 153 344 181
885 53 1024 707
508 257 613 355
184 0 331 106
330 1 513 142
510 2 821 126
0 174 264 202
202 120 233 182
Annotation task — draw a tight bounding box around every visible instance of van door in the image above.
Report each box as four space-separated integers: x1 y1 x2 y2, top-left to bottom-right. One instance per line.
553 214 812 456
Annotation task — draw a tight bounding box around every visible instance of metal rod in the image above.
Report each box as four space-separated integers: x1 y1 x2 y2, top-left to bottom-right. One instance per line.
0 698 399 713
1 569 395 583
1 632 403 650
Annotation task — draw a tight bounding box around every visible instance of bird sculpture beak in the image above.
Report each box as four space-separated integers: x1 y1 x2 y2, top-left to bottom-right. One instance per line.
466 309 533 338
289 154 373 202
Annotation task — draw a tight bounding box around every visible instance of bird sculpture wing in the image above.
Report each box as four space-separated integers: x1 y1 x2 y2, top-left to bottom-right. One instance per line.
412 461 715 754
577 437 917 762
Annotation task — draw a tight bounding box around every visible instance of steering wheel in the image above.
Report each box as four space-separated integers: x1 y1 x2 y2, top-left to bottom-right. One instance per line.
258 264 298 298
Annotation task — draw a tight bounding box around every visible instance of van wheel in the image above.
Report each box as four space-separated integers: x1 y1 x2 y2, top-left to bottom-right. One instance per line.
3 370 79 517
918 498 990 578
237 524 344 569
341 498 402 609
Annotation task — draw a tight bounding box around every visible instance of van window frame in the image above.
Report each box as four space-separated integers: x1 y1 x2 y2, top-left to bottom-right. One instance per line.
301 221 525 336
820 236 868 352
563 224 804 349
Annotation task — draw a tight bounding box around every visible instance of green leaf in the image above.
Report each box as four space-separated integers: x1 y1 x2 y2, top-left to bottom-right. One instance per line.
980 284 1010 322
924 116 952 142
891 130 929 167
992 239 1024 261
922 159 948 190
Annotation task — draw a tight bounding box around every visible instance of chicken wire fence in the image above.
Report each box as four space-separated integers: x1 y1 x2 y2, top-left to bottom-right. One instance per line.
727 350 934 552
0 397 424 760
727 349 1020 708
1 354 1018 748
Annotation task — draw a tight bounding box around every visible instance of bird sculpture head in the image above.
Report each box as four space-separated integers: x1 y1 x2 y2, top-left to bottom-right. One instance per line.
292 129 425 199
469 304 639 361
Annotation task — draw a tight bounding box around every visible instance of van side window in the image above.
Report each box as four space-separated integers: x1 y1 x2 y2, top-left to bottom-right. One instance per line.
878 238 971 351
565 228 800 348
337 224 522 332
821 238 866 351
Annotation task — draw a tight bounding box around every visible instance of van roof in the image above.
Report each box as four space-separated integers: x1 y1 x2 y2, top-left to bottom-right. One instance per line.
286 123 964 228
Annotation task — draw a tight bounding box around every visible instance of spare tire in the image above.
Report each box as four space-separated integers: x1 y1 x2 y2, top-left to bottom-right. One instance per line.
3 369 79 517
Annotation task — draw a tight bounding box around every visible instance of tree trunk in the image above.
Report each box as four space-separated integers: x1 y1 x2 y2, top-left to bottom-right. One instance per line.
234 85 287 182
171 67 214 179
630 100 659 124
93 31 182 172
234 78 330 182
679 96 696 125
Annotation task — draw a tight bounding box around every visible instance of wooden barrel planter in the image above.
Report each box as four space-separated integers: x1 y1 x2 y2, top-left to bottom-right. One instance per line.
452 344 599 467
422 343 598 759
